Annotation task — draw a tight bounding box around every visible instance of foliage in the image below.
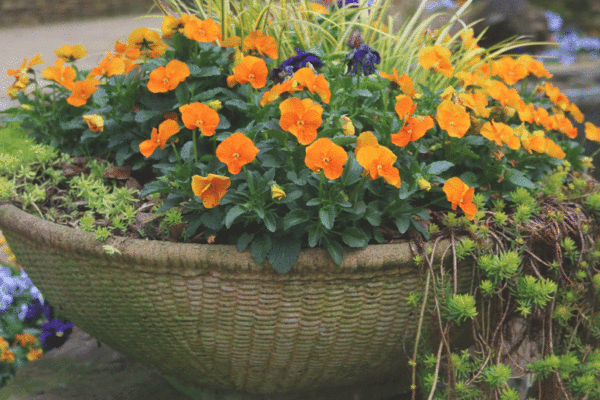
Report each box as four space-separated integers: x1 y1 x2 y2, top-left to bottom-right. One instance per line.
2 0 600 398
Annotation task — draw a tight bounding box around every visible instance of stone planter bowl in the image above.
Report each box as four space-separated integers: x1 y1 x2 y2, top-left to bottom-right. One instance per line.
0 204 473 400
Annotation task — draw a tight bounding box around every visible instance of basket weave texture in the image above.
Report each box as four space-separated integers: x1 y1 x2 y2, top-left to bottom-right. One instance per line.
0 204 473 397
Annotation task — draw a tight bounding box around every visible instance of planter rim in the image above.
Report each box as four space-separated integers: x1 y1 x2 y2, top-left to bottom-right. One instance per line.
0 203 454 275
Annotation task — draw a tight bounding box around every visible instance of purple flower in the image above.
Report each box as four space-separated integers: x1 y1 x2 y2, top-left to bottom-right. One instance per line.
0 267 18 295
424 0 456 12
545 10 563 32
40 318 75 351
21 297 53 323
337 0 359 8
0 292 13 312
579 37 600 51
269 47 324 83
345 44 380 75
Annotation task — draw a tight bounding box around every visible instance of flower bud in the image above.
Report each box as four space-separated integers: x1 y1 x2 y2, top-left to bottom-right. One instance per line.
417 178 431 191
581 156 593 169
20 104 33 111
207 100 223 111
271 184 286 200
82 114 104 132
340 115 355 136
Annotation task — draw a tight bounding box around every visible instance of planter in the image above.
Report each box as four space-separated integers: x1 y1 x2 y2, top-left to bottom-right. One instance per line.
0 204 474 400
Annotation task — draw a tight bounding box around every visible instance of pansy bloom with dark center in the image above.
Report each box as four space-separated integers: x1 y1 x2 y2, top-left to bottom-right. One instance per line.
269 48 323 84
22 298 53 323
41 319 75 351
345 44 380 76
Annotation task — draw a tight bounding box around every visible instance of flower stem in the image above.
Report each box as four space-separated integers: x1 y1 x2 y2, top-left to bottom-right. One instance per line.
192 128 199 164
170 142 182 164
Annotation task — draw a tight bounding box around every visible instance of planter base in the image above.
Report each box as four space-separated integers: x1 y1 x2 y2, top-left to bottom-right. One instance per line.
161 374 409 400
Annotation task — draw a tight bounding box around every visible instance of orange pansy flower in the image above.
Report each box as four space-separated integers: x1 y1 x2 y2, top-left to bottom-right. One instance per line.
442 177 477 220
585 122 600 143
13 333 36 347
7 54 44 77
435 100 471 138
491 56 528 85
114 40 141 61
457 91 490 118
127 27 167 58
418 45 453 77
354 131 379 157
516 126 547 155
233 56 268 89
279 97 323 145
356 145 401 188
455 70 487 87
568 103 584 124
243 30 278 59
555 114 577 139
516 101 535 124
66 77 100 107
54 44 87 62
260 80 299 107
532 106 550 128
292 68 331 103
179 102 220 136
161 14 191 38
517 55 552 79
147 60 190 93
394 94 416 120
26 348 43 361
391 116 434 147
139 119 180 158
192 174 231 208
216 132 260 174
90 53 125 78
304 138 347 180
544 137 566 159
184 16 222 43
41 59 76 88
485 80 521 108
379 68 416 97
480 120 520 150
221 36 242 49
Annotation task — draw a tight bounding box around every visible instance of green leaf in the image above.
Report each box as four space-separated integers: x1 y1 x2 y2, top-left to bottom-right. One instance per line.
263 212 277 232
341 227 369 247
236 232 255 252
201 207 224 230
306 198 321 206
180 141 195 163
194 66 221 77
225 205 247 228
364 206 382 226
398 183 416 200
395 216 410 234
308 225 321 247
319 207 336 230
325 240 344 265
459 171 479 188
134 110 155 123
139 178 172 197
250 234 272 264
411 218 430 240
225 99 249 111
506 168 537 189
350 89 373 97
283 209 310 230
268 234 302 273
425 161 454 175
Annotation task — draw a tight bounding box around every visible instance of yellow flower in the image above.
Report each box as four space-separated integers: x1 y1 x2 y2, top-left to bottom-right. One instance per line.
271 184 286 200
83 114 104 132
417 178 431 191
340 115 355 136
20 104 33 111
54 44 87 62
26 348 43 361
418 45 453 77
